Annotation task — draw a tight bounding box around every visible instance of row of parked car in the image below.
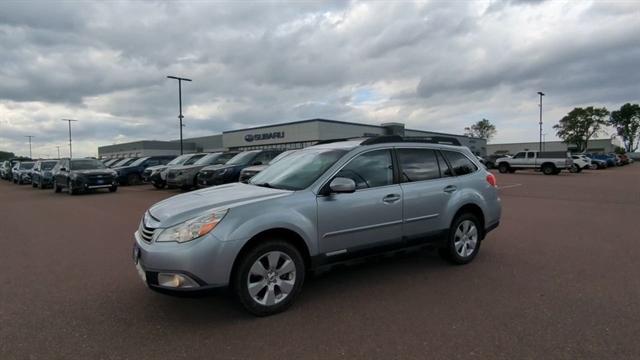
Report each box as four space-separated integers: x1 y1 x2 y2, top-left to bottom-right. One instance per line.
478 151 634 175
0 148 299 195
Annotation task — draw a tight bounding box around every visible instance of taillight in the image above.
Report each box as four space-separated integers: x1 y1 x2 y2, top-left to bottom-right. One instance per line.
486 173 497 187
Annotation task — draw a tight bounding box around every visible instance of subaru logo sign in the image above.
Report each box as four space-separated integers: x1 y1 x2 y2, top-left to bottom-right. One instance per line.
244 131 285 142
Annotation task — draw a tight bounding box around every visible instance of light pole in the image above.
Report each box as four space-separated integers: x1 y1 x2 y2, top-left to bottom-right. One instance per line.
61 119 78 158
538 92 545 153
56 146 61 159
25 135 34 159
167 75 192 155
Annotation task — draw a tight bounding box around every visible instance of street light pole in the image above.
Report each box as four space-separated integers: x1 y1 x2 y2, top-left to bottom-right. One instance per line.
56 146 61 159
25 135 34 159
167 75 192 155
537 92 545 153
61 119 78 158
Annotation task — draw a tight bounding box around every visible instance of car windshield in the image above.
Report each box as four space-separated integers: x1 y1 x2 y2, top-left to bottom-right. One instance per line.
249 148 347 190
184 154 206 165
21 162 35 169
71 159 106 170
129 157 150 166
226 151 260 165
268 150 296 165
194 153 224 165
42 161 57 170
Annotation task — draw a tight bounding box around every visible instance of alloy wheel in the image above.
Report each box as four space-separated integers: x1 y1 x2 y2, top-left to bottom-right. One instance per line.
247 251 296 306
453 220 478 258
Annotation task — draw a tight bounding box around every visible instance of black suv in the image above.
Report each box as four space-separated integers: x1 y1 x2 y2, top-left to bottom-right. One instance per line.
197 149 283 187
31 160 59 189
113 155 175 185
52 158 118 195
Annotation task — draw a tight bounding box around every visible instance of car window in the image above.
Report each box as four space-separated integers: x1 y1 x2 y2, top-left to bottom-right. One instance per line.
336 149 393 190
527 152 536 158
397 148 440 182
441 151 478 176
513 152 525 159
437 151 453 177
184 154 206 165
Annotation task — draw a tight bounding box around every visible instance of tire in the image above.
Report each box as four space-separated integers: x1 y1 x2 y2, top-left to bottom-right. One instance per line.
498 163 510 174
152 181 166 189
109 185 118 192
53 180 61 193
32 181 37 188
127 173 141 186
68 180 75 195
542 164 555 175
569 164 579 173
38 181 44 189
232 240 306 316
439 213 482 265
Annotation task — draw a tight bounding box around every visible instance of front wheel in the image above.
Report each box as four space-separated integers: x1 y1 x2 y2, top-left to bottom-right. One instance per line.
109 185 118 192
68 181 76 195
439 213 482 265
569 164 579 173
53 180 61 193
232 240 306 316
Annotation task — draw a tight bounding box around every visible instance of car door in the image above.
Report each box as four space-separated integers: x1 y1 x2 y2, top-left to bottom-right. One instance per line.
526 151 537 167
316 149 403 255
397 148 454 241
510 152 526 167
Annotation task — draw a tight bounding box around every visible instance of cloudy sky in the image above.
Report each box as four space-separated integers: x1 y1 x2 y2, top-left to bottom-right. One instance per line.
0 0 638 158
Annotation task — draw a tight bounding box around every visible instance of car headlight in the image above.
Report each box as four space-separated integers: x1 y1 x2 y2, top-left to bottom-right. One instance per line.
154 209 228 243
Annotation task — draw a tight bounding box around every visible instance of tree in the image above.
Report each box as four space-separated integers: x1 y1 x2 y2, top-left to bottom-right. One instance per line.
609 103 640 153
464 119 497 140
553 107 609 152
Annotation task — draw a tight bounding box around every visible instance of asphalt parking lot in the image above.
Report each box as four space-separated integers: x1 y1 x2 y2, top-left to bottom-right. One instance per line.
1 165 639 360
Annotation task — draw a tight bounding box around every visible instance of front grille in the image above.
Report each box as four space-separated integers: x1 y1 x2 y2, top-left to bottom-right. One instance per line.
86 175 113 186
139 222 155 242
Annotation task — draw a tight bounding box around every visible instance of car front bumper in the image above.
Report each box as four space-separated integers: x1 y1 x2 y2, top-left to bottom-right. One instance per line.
133 230 239 290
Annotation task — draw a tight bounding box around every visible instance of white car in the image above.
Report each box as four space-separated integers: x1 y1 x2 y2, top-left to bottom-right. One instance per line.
570 155 592 172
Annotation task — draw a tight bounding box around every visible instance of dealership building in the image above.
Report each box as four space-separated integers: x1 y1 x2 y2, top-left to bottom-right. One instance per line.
98 118 487 158
486 138 623 155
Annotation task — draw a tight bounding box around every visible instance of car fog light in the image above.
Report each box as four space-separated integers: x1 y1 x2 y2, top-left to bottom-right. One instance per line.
157 273 198 288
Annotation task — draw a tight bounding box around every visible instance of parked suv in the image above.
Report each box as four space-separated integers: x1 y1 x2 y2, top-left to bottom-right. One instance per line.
146 153 207 189
31 160 59 189
133 136 501 316
166 152 238 190
114 156 175 185
12 161 35 184
197 149 283 187
52 158 118 195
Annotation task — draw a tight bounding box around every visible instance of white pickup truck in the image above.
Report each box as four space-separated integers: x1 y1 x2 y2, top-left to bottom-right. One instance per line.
496 151 573 175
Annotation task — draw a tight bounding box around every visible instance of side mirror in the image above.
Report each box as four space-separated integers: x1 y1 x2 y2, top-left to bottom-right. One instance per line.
329 177 356 194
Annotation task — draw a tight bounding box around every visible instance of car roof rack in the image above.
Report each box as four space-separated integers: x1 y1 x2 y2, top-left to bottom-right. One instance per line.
360 135 462 146
315 138 360 145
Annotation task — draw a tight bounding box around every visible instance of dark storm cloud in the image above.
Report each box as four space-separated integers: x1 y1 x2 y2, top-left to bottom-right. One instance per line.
0 0 639 157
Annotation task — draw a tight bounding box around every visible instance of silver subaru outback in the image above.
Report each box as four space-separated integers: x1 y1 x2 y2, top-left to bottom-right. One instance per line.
133 136 501 316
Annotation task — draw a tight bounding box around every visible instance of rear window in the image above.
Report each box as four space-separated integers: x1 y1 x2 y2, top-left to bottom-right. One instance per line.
441 151 478 176
397 148 440 182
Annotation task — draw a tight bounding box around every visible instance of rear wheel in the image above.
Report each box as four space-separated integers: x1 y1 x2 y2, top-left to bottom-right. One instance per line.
233 240 305 316
498 163 510 174
439 213 482 265
542 164 555 175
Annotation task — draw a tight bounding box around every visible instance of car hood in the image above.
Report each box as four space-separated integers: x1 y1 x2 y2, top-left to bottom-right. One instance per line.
113 165 137 172
148 182 292 227
169 164 208 172
72 169 115 176
242 165 268 172
200 164 238 172
146 165 167 172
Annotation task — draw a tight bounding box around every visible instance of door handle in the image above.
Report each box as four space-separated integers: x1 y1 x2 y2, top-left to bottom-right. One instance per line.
443 185 457 193
382 194 401 203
